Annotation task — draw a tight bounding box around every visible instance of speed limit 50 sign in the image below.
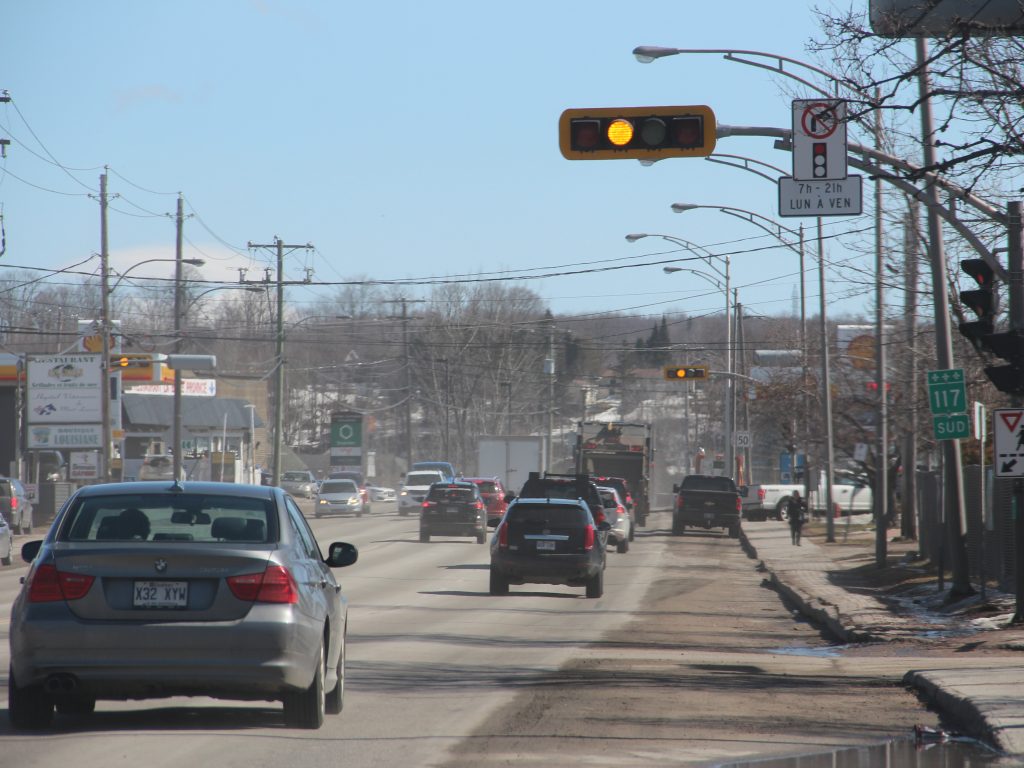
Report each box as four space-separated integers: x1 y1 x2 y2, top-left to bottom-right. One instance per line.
792 99 847 181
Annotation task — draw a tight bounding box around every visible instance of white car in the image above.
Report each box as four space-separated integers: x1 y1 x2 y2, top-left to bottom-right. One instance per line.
315 479 365 518
398 470 445 515
367 485 397 503
597 486 632 554
0 511 12 565
281 470 318 499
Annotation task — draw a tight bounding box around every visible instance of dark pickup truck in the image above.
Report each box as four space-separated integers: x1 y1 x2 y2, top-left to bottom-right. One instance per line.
672 474 742 538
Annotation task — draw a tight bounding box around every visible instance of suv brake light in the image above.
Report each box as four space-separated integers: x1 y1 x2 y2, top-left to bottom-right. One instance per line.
676 494 684 510
583 524 595 551
10 496 17 511
497 522 508 549
758 488 766 502
227 565 298 603
736 496 743 512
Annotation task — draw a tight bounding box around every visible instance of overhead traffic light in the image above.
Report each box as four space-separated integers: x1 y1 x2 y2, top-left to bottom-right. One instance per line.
664 366 708 381
983 330 1024 396
559 106 716 161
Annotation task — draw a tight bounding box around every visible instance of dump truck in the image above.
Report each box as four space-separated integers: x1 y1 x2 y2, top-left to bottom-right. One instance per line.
574 421 652 528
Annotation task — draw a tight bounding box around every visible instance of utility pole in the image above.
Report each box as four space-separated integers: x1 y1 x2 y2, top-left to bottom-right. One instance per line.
443 357 451 460
902 210 920 542
545 320 555 472
916 38 972 597
502 380 512 435
402 299 413 468
818 218 836 543
246 237 314 487
172 194 185 482
874 97 889 568
99 171 111 483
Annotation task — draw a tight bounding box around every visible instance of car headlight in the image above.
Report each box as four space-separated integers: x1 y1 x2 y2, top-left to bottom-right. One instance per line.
400 490 407 496
318 498 327 505
348 497 359 505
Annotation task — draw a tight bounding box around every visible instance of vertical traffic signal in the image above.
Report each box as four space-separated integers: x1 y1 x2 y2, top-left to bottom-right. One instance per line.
560 106 716 160
958 259 998 351
812 143 828 178
983 331 1024 396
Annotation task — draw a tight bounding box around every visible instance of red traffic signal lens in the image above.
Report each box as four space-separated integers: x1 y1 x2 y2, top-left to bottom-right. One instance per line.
571 119 601 151
670 117 703 148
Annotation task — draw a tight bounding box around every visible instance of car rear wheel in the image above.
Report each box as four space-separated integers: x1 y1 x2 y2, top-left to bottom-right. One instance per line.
8 667 54 730
616 537 629 554
728 523 741 539
476 532 486 544
585 568 604 599
325 634 345 715
282 641 325 729
1 551 11 566
672 518 685 536
419 530 429 543
489 567 509 595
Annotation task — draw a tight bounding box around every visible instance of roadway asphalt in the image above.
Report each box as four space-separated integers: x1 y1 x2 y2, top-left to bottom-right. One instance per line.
741 521 1024 756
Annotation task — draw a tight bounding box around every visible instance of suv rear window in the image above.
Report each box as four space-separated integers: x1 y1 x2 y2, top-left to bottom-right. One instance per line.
427 486 476 502
320 480 357 494
680 476 737 492
507 503 587 527
406 472 442 486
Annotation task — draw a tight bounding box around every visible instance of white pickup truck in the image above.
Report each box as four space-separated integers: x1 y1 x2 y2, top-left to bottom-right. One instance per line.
741 481 873 521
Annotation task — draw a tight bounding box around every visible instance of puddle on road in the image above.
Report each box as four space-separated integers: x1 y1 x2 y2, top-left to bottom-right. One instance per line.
765 645 844 658
715 736 1012 767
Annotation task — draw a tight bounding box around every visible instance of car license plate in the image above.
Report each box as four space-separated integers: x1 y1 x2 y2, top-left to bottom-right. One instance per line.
133 580 188 608
704 513 714 521
536 540 556 551
446 506 460 516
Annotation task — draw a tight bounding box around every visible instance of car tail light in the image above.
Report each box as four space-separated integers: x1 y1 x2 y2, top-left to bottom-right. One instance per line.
626 494 633 505
758 488 766 502
422 501 436 509
593 509 606 525
617 505 626 516
676 494 684 510
28 564 94 602
735 496 743 512
474 500 484 510
583 524 595 551
10 496 17 512
227 565 298 604
497 522 508 549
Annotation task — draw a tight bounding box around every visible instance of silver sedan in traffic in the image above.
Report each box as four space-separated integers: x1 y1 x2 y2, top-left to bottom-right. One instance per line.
8 480 358 730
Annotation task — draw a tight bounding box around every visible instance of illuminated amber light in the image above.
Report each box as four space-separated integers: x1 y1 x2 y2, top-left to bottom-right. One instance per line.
606 119 634 146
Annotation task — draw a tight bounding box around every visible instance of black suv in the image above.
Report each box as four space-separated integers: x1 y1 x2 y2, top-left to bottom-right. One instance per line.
514 472 607 526
420 481 487 543
490 497 609 598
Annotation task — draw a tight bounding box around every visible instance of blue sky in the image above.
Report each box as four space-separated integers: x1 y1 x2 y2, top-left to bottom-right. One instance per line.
2 1 885 327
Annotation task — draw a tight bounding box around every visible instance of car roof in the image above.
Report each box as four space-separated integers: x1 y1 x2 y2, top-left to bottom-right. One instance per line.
461 476 500 483
71 481 279 500
510 497 587 508
429 481 477 489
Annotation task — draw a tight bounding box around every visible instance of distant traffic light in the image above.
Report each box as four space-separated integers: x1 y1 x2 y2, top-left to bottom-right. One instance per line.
664 366 708 381
958 258 998 351
560 106 716 161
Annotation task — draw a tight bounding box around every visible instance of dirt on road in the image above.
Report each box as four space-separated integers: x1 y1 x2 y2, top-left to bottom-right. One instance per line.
443 514 961 767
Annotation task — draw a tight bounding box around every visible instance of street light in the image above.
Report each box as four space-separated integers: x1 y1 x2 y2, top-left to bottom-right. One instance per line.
172 284 264 482
100 254 205 482
628 231 734 480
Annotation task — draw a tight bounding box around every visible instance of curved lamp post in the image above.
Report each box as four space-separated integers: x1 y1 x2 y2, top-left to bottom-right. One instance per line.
101 256 204 482
172 284 264 482
628 232 734 479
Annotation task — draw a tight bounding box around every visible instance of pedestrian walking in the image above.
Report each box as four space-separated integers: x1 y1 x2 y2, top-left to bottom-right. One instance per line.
787 490 805 546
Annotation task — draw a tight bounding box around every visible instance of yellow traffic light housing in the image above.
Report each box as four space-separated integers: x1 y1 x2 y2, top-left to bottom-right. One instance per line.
560 106 716 160
664 366 708 381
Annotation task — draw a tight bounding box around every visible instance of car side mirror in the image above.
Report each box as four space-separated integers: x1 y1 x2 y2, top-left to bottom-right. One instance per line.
21 539 42 563
597 520 611 531
326 541 359 568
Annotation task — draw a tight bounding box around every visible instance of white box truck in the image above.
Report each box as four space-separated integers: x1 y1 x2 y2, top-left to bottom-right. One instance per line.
476 437 546 494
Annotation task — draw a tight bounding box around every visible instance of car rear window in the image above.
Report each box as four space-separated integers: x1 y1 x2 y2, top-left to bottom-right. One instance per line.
599 491 618 507
474 481 497 493
507 503 587 527
681 476 737 492
320 480 357 494
427 486 476 502
58 494 275 544
406 472 442 486
283 472 311 482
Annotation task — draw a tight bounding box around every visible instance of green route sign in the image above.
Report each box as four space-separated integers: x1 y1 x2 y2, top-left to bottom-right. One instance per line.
933 413 970 441
926 369 967 416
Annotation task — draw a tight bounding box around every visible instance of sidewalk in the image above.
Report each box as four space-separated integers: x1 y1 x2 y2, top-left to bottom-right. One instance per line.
741 520 1024 755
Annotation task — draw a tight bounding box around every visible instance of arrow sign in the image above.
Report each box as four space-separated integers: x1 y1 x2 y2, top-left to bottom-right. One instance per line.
1003 459 1018 474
